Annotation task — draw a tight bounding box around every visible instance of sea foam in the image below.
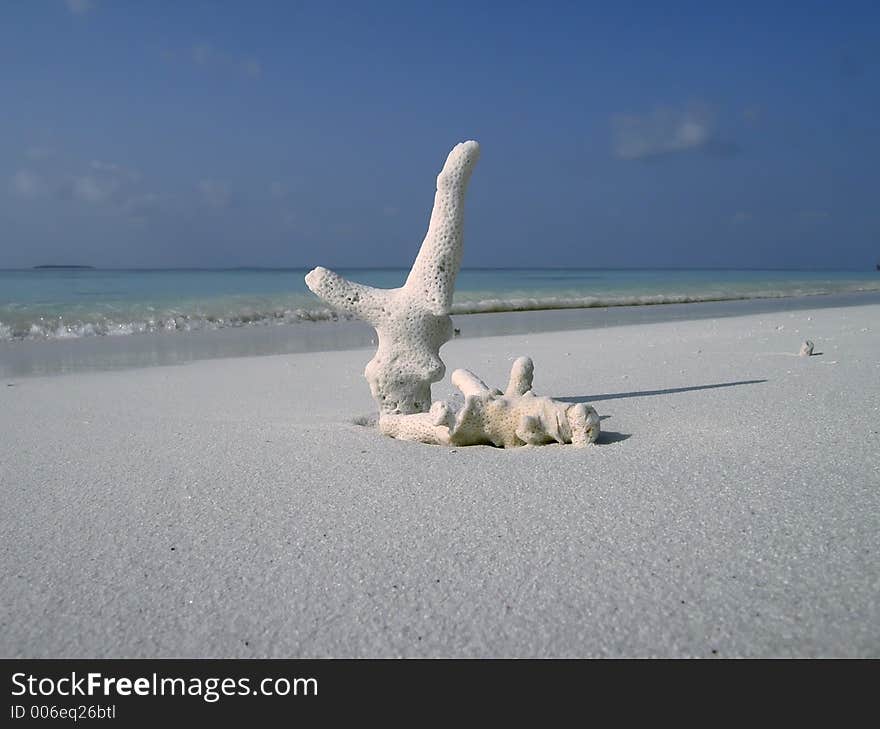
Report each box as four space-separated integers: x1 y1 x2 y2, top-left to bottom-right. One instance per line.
2 284 879 342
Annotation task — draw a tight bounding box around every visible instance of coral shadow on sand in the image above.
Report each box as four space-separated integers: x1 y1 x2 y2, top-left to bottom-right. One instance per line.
558 379 767 404
595 431 631 445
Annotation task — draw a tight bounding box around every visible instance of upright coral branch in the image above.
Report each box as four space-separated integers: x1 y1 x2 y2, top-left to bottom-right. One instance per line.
404 140 481 314
304 141 481 415
505 356 534 396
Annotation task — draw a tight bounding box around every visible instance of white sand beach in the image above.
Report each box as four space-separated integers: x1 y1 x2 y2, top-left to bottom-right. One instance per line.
1 302 878 657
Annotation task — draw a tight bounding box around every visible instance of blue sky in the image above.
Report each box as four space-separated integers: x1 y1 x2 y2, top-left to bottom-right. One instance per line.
1 0 878 269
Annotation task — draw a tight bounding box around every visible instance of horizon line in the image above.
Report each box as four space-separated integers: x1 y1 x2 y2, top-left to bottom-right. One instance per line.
1 265 878 274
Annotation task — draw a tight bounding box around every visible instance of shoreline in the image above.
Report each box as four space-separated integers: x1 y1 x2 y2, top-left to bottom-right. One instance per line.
2 300 877 657
2 290 880 378
3 267 879 346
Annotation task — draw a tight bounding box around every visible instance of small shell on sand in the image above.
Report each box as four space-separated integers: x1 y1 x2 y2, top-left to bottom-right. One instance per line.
799 340 815 357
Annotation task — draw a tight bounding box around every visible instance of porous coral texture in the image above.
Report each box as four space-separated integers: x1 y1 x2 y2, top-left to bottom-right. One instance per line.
377 357 601 448
305 141 480 415
448 357 600 448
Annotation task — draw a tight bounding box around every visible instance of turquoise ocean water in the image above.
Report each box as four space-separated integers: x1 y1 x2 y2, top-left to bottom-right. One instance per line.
1 267 879 342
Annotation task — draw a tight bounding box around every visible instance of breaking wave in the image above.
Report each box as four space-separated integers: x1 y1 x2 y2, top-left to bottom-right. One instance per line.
2 282 879 342
450 286 880 313
0 306 341 342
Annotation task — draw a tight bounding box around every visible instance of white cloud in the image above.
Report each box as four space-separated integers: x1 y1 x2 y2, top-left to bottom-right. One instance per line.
731 211 753 224
198 179 231 209
90 160 121 174
64 0 95 15
71 174 119 204
10 170 47 199
11 153 160 218
67 161 139 205
612 104 715 160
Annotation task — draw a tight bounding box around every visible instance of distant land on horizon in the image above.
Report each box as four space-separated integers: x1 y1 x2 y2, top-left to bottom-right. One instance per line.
33 265 96 270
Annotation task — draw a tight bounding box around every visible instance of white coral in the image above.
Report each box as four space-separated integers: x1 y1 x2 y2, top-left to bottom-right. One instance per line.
305 141 480 415
304 142 600 449
379 357 601 448
377 401 454 446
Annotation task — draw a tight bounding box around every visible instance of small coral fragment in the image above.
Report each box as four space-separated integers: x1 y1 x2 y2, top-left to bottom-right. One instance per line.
377 401 454 446
379 357 600 448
